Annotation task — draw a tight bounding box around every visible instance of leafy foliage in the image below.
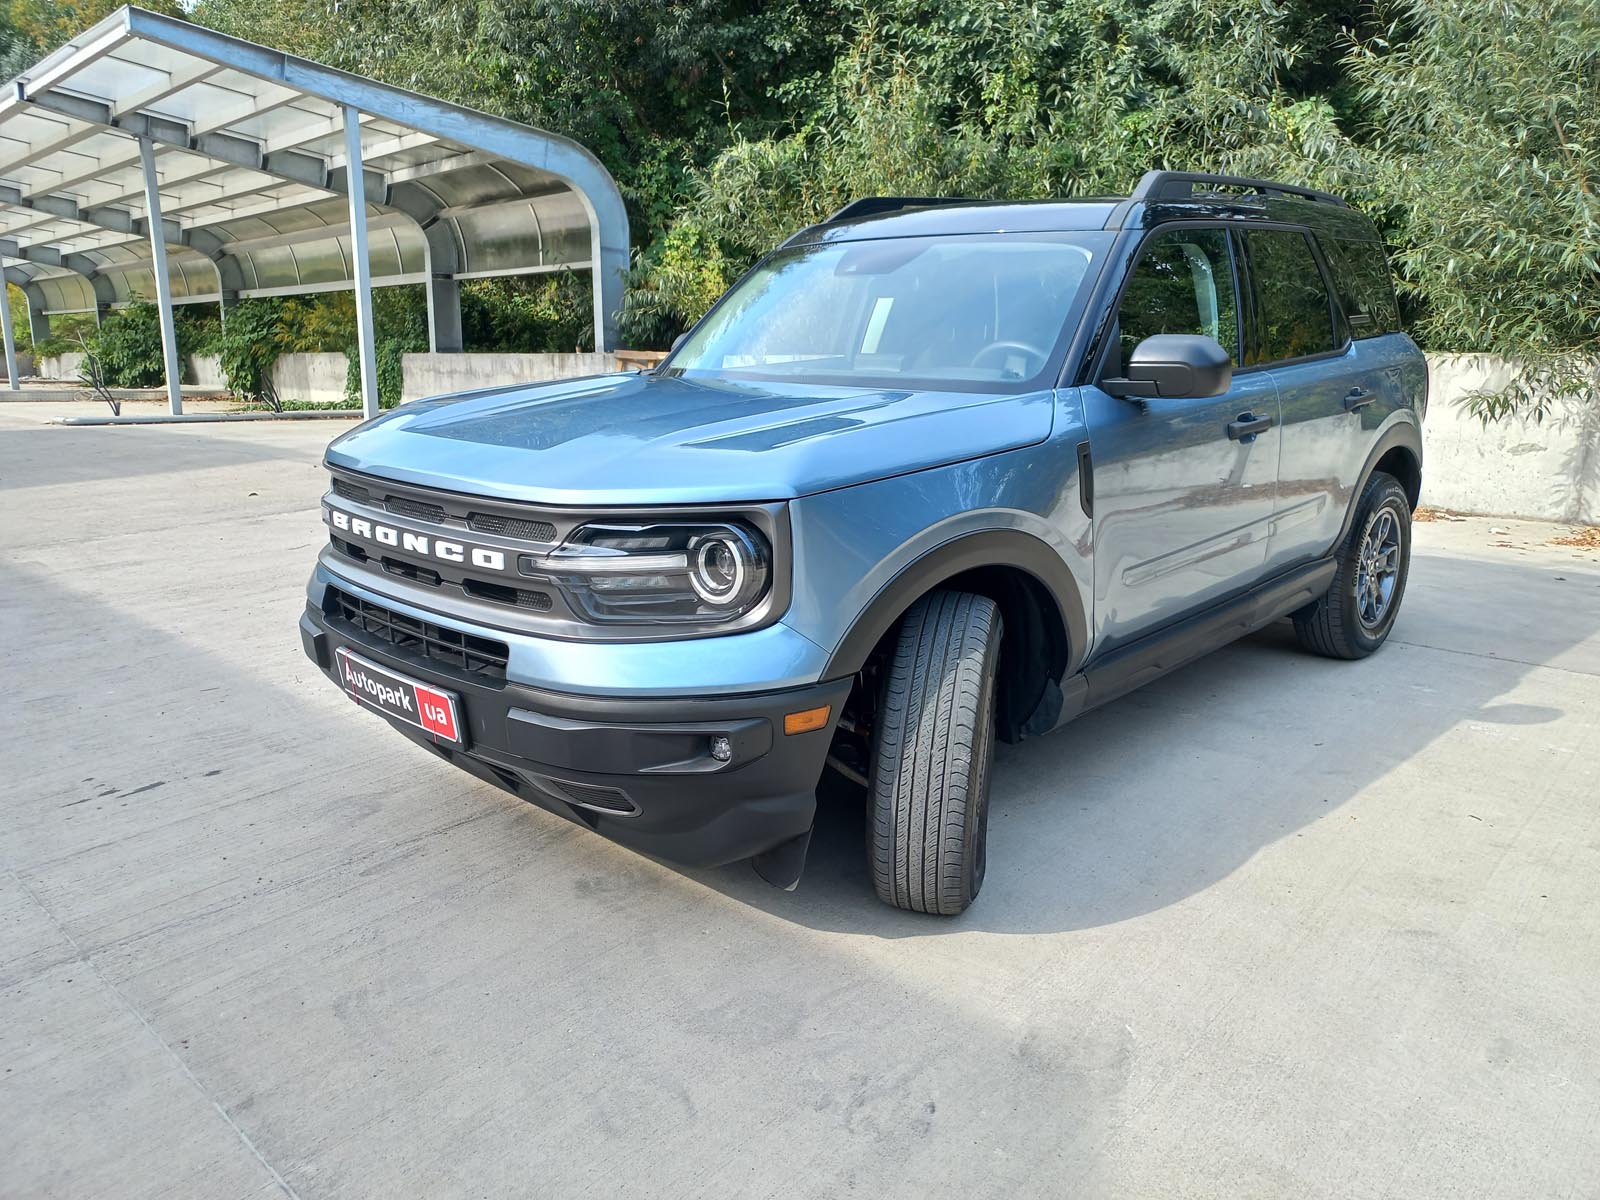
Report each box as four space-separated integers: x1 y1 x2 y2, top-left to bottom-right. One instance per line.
215 299 289 410
4 0 184 48
462 273 594 353
1347 0 1600 420
83 301 166 388
8 0 1592 420
5 283 33 355
341 340 408 410
0 8 33 78
27 313 96 360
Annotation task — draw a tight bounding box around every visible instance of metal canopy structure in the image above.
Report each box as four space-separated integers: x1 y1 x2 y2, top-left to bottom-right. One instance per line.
0 5 628 414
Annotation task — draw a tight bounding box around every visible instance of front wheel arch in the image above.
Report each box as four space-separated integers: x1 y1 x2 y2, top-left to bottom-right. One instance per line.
821 531 1084 742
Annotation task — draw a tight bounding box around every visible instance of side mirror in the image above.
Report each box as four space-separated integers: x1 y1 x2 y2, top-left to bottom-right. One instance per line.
1102 334 1232 399
669 332 690 354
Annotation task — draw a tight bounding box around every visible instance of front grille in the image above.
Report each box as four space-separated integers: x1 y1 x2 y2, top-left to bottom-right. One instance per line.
463 578 554 611
323 586 509 679
333 475 562 546
381 557 442 587
332 477 446 524
385 495 447 523
331 535 368 563
469 512 557 543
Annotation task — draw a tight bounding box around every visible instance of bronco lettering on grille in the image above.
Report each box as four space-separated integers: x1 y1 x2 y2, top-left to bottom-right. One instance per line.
325 504 508 572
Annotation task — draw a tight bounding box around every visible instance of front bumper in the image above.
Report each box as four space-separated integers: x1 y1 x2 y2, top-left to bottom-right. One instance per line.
301 588 852 869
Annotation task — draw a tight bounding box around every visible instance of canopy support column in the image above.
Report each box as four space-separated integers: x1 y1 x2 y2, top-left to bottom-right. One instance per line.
343 106 379 419
427 275 462 353
137 137 183 415
0 262 19 391
26 293 50 344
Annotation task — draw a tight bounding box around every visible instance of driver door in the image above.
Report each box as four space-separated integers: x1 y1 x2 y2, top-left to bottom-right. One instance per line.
1082 226 1281 653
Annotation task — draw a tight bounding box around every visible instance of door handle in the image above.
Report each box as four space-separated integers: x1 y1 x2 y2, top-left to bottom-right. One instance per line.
1226 412 1274 441
1344 387 1376 411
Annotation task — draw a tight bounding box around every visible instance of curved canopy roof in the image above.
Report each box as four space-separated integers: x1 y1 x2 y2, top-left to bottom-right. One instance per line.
0 5 628 348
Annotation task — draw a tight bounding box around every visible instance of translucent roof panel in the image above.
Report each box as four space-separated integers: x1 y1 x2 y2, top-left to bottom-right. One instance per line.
3 264 95 315
0 6 628 346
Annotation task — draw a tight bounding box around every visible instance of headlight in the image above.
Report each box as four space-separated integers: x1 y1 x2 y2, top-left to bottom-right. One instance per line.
521 522 771 625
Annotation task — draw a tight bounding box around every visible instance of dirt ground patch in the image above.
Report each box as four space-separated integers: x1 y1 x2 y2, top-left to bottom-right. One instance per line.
1551 525 1600 549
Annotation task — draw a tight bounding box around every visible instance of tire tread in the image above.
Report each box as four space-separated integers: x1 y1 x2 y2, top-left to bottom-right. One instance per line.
868 590 1000 915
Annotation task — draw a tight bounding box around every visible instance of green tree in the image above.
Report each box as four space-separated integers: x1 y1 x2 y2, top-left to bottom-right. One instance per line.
1348 0 1599 418
4 0 185 56
32 0 1586 418
4 282 31 356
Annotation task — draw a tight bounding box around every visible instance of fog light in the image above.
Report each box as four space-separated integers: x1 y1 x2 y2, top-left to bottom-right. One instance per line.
710 735 733 762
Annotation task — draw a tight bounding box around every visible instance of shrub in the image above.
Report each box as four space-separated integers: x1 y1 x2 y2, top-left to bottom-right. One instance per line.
84 300 166 387
343 339 407 409
461 272 593 353
215 298 287 410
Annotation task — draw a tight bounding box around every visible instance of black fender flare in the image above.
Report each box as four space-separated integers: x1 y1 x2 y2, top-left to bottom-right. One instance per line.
1333 418 1424 548
820 528 1089 680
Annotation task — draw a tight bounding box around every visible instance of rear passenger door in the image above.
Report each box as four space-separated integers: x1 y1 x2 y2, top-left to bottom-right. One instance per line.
1243 227 1380 572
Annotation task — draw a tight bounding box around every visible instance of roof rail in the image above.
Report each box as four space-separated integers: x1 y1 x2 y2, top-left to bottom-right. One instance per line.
1131 171 1348 208
826 196 979 222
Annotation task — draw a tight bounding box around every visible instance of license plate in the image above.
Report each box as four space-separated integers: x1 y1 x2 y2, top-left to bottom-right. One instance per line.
335 647 463 744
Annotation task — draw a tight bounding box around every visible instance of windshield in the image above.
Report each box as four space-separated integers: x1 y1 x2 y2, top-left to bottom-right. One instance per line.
663 231 1109 392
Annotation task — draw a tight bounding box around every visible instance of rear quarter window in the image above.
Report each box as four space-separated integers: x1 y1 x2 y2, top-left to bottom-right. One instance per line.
1317 235 1402 337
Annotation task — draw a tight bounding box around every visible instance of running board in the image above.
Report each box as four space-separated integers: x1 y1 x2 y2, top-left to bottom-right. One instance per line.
1055 557 1336 726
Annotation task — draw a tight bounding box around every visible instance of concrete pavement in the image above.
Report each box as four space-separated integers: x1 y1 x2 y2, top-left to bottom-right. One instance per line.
3 402 1598 1198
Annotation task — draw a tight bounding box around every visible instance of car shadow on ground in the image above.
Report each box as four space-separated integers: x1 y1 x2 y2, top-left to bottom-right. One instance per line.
683 546 1600 936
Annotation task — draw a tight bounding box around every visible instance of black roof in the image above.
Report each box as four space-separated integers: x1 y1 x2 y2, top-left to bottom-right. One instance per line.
785 172 1382 247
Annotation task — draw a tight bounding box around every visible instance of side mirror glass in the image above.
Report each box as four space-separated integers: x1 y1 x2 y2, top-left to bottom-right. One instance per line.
1103 334 1232 399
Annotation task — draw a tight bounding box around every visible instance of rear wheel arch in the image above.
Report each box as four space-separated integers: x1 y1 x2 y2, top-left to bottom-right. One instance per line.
1374 444 1422 510
1336 421 1423 547
822 531 1084 743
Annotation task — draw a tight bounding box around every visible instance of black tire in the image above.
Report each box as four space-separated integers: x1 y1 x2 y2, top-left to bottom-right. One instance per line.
867 590 1002 915
1294 471 1412 659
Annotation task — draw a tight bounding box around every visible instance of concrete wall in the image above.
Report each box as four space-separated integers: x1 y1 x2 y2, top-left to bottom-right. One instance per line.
400 352 615 401
36 352 86 380
1422 354 1599 524
188 355 229 390
269 353 350 405
27 350 622 404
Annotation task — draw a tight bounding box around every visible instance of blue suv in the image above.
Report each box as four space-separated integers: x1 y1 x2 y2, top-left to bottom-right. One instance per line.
301 171 1426 914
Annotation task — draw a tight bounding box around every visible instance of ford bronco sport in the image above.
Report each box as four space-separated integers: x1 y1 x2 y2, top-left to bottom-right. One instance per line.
301 170 1425 914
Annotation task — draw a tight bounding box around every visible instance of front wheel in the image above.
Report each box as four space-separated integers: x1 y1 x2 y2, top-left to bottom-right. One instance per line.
1294 471 1412 659
867 590 1002 915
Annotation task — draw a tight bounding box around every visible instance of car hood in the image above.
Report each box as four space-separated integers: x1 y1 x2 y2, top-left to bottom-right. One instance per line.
324 372 1055 506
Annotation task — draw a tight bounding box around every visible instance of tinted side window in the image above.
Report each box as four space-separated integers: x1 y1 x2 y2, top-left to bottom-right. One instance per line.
1244 229 1337 364
1318 235 1401 337
1117 228 1239 364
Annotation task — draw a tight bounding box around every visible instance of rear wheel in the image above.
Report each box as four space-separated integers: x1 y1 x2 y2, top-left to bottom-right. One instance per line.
1294 471 1412 659
867 590 1002 915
